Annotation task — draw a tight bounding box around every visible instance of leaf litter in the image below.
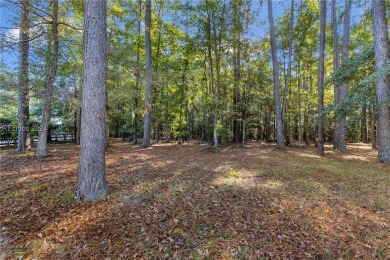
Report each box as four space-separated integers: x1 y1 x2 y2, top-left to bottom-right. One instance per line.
0 140 389 259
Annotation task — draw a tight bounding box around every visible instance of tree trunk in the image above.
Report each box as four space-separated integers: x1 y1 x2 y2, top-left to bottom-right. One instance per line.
361 104 368 143
317 0 326 156
142 0 153 147
242 43 250 146
132 0 142 144
105 91 109 149
335 0 351 152
17 0 30 152
74 110 77 143
76 0 109 202
267 0 285 148
370 103 377 149
242 120 246 145
303 111 309 145
332 0 340 148
297 65 302 146
282 0 294 124
212 5 225 148
36 0 59 157
232 0 241 143
75 106 81 144
372 0 390 162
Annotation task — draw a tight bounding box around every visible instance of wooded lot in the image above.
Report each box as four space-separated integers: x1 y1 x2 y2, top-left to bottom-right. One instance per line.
0 0 389 258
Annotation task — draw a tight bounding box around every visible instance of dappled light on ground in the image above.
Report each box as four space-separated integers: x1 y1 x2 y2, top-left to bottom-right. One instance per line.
1 140 389 258
212 168 284 190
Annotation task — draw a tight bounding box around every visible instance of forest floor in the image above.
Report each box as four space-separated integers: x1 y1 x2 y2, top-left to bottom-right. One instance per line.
0 139 389 259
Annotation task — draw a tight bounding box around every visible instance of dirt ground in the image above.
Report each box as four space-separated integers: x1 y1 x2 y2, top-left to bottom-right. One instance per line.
1 139 389 259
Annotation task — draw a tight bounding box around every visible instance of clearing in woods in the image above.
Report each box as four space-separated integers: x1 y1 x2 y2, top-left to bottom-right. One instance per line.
0 139 389 258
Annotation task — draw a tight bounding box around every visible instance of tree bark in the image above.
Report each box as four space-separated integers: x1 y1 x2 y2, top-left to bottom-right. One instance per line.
361 104 368 143
317 0 326 156
212 4 225 148
282 0 294 124
132 0 142 144
76 0 109 202
212 48 219 148
75 106 81 144
205 5 215 147
370 103 377 149
142 0 153 147
232 0 242 143
267 0 285 148
335 0 351 152
36 0 59 157
17 0 30 152
372 0 390 162
332 0 340 148
297 65 302 146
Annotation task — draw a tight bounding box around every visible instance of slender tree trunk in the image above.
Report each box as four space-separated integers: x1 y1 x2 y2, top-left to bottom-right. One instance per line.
307 67 314 145
361 104 368 143
74 79 82 145
212 49 220 149
372 0 390 162
203 2 219 147
303 78 309 145
76 0 109 202
232 0 242 143
242 43 250 146
74 110 77 143
105 91 109 149
317 0 326 156
132 0 142 144
242 120 246 145
212 5 225 148
335 0 351 152
332 0 340 148
36 0 59 157
150 3 163 143
376 115 379 148
154 3 163 73
205 8 214 146
282 0 294 146
370 103 377 149
142 0 153 147
267 0 285 148
282 0 294 123
233 43 241 143
297 66 302 146
75 105 81 144
114 118 119 138
178 59 188 143
178 62 189 143
179 2 191 143
17 0 30 152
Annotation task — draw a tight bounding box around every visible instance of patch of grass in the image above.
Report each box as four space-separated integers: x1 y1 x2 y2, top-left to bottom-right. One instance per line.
15 151 35 157
117 175 138 185
60 188 74 205
41 190 57 207
318 163 342 173
225 169 241 178
372 198 389 212
6 188 27 198
30 184 41 192
294 179 329 194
